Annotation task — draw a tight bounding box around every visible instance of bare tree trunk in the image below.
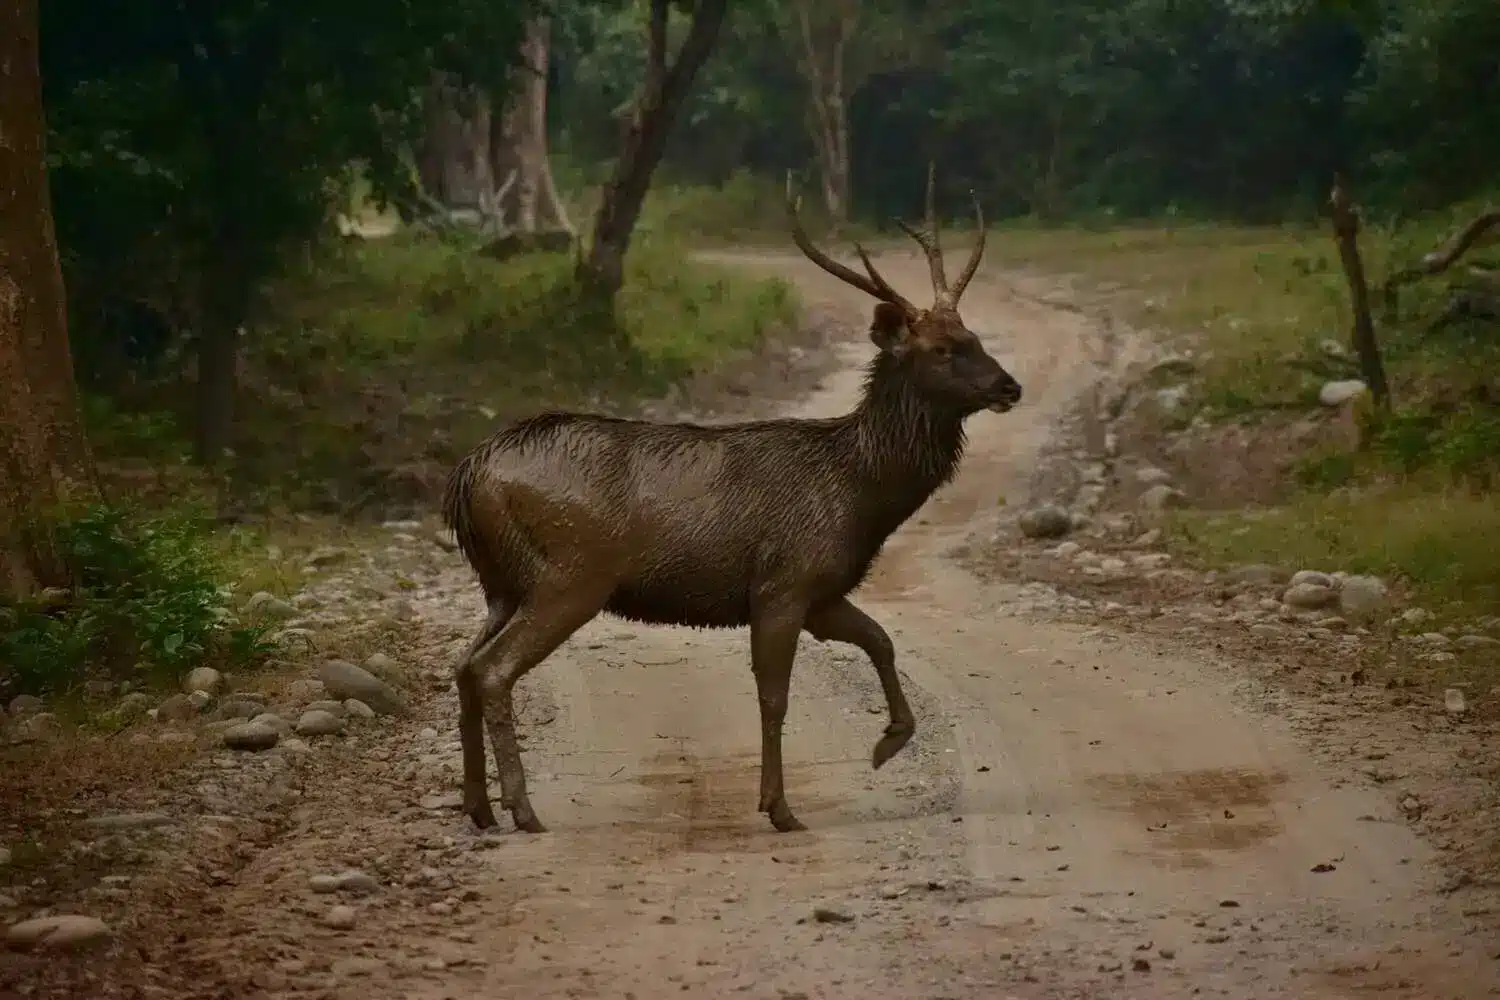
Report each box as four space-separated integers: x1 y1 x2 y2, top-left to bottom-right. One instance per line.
0 0 95 598
418 75 494 212
788 3 854 228
1328 176 1389 412
579 0 730 299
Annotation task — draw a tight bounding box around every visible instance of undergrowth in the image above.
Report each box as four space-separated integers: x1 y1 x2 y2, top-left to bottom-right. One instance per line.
0 504 273 699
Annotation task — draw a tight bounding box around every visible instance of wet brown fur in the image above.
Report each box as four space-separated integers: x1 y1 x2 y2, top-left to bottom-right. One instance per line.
443 170 1020 835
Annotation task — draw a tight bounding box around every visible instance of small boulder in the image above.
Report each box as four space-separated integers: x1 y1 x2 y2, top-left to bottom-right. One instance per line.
1289 569 1334 588
296 710 345 737
1318 380 1368 407
1456 634 1500 650
1133 466 1173 487
318 660 407 716
1283 583 1337 610
324 905 357 930
12 713 60 742
343 699 376 721
1138 485 1186 511
183 666 224 696
244 591 299 620
1018 504 1072 539
1338 575 1388 619
250 712 293 736
212 699 264 721
156 692 196 722
6 915 112 951
360 652 405 685
7 695 44 717
1444 689 1468 715
222 721 279 751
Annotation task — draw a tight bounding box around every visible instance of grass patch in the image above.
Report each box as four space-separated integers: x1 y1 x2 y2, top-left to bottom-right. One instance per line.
983 203 1500 618
1166 484 1500 615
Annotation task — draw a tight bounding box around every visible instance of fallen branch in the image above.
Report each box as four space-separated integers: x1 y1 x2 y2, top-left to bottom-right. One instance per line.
1381 208 1500 317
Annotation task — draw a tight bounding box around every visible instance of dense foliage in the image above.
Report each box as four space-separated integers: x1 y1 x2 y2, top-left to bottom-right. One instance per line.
554 0 1500 221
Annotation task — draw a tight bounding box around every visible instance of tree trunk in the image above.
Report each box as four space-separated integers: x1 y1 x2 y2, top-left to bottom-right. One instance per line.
0 0 95 599
579 0 730 298
490 18 573 237
192 314 240 466
418 75 493 212
1328 177 1389 412
792 4 853 228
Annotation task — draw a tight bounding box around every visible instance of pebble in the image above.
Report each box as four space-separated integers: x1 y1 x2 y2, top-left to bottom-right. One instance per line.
213 699 265 721
222 721 280 751
251 712 293 736
812 907 854 924
1455 634 1500 650
183 666 224 695
5 915 112 951
324 905 358 930
304 700 349 718
310 870 380 895
344 699 376 720
1338 575 1388 619
286 679 327 703
1444 689 1468 715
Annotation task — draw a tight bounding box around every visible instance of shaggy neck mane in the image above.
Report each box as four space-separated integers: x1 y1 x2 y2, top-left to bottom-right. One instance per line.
846 351 968 525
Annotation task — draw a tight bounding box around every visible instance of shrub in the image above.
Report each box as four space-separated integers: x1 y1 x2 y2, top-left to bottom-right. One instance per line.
0 504 272 697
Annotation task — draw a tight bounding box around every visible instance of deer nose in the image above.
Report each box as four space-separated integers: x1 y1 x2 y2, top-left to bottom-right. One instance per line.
994 374 1022 404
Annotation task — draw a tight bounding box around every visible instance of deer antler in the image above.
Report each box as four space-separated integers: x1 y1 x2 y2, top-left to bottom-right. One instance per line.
786 172 918 317
896 162 951 303
950 190 986 304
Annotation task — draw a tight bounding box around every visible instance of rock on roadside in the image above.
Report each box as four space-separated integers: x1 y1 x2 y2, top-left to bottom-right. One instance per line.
1338 574 1388 619
6 915 112 951
317 660 407 716
1018 504 1072 539
222 721 280 751
296 710 345 737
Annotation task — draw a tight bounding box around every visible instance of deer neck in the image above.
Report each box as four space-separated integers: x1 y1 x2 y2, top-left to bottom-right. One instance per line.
848 353 968 531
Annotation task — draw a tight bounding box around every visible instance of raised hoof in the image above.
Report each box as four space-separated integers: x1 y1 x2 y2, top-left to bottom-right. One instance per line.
872 722 915 770
511 803 548 834
467 798 499 830
767 800 807 833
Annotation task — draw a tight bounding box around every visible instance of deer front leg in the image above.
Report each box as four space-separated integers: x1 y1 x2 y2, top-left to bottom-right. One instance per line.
750 603 807 833
804 598 914 769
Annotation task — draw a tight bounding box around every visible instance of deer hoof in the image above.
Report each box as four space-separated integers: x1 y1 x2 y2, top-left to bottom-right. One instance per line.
767 800 807 833
872 722 915 770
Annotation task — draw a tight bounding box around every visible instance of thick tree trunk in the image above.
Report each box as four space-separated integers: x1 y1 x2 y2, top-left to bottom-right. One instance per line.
418 75 494 212
491 18 573 237
0 0 95 599
579 0 730 298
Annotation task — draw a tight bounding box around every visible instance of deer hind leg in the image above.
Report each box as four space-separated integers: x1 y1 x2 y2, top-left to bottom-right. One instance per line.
750 600 809 833
479 583 609 833
455 600 514 830
804 598 915 769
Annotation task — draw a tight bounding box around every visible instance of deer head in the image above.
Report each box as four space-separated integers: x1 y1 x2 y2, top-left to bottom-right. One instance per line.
786 164 1021 415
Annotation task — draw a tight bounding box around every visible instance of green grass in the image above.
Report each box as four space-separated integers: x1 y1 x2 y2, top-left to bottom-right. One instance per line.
980 200 1500 617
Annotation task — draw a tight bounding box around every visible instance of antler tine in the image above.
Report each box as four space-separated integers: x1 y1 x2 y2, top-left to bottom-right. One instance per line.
785 171 918 316
895 161 950 303
949 189 987 304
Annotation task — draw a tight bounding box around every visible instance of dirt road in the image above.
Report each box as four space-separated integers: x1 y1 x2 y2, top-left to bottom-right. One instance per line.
51 249 1496 998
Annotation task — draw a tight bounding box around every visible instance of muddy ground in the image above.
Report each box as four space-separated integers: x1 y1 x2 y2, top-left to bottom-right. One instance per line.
3 247 1499 999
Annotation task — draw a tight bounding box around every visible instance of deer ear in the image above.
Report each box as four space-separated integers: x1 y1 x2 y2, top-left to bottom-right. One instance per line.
869 302 910 352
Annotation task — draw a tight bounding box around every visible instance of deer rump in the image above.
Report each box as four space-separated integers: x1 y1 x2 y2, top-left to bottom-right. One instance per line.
443 396 964 630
